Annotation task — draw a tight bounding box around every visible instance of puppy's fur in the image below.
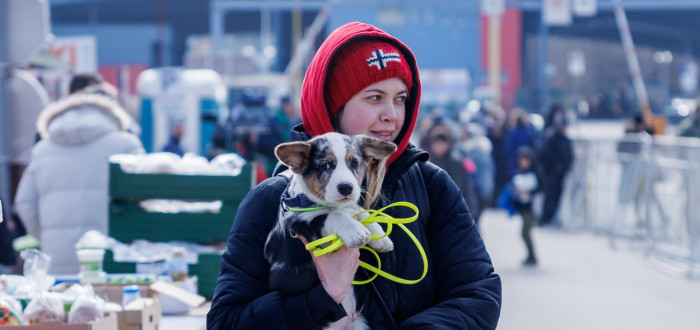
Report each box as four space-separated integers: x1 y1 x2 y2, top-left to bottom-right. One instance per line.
264 132 396 330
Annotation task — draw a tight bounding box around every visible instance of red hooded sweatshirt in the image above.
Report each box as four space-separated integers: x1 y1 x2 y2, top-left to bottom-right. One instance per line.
300 22 422 166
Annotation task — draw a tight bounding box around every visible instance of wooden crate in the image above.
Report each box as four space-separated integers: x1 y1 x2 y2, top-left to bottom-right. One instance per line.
106 162 254 297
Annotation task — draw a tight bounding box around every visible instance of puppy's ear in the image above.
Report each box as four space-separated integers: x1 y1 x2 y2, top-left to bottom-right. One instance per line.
355 135 396 209
275 141 311 174
355 136 397 162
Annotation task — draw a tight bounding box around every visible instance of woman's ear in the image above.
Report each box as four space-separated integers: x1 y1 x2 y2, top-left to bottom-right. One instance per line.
274 141 311 174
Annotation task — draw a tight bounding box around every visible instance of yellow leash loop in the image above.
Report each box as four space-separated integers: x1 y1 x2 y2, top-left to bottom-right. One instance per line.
303 202 428 285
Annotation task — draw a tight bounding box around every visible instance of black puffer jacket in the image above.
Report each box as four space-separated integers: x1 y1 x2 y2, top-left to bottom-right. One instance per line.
207 127 502 329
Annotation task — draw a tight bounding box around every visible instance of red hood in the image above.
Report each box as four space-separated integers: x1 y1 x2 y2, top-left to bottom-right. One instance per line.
301 22 421 165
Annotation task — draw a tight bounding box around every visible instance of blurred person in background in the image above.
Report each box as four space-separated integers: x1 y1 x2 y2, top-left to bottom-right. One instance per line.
162 121 185 156
209 92 280 181
426 121 481 223
486 106 509 207
616 114 653 221
539 104 574 227
618 114 652 154
233 91 281 177
505 108 538 178
543 103 566 137
613 78 636 117
508 146 543 266
0 205 27 274
272 95 302 143
13 73 145 274
458 123 494 221
0 201 16 273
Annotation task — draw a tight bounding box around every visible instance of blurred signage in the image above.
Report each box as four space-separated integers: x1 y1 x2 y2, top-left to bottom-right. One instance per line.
154 68 186 117
46 36 97 73
4 0 50 64
480 0 504 17
420 69 471 106
543 0 572 26
573 0 597 17
378 8 406 26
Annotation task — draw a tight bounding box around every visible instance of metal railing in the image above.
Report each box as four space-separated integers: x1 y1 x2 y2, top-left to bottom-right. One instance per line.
558 133 700 278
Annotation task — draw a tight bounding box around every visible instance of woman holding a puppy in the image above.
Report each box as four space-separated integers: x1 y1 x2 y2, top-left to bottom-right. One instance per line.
208 22 502 329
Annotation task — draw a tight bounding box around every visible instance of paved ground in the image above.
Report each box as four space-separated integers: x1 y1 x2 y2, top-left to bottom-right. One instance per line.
479 208 700 330
162 207 700 330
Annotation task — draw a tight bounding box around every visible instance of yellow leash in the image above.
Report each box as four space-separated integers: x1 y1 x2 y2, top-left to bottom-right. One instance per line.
303 202 428 285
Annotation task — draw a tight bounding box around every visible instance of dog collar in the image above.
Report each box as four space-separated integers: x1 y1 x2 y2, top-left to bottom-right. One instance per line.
282 189 326 212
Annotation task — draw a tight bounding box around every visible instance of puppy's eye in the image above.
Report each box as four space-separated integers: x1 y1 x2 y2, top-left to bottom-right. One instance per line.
321 163 332 171
349 158 359 170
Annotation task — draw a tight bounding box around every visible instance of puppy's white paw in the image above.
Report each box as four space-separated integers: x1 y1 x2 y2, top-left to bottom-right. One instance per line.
339 226 371 248
367 236 394 252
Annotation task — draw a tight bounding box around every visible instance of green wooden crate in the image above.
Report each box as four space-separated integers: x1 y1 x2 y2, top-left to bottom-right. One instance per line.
109 163 255 200
108 162 255 244
106 161 254 298
103 250 223 299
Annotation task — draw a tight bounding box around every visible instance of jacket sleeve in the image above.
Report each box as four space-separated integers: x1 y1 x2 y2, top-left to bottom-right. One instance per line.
120 132 146 154
13 164 39 237
206 177 347 330
400 165 502 329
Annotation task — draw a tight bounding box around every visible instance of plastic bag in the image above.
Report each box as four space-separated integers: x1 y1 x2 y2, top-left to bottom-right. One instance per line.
60 283 94 306
0 293 25 325
20 249 54 295
67 294 102 324
22 291 64 324
75 230 119 250
210 152 246 176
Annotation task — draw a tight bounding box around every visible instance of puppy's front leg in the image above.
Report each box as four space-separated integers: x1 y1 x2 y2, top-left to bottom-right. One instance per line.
353 211 394 252
324 211 370 248
365 222 394 252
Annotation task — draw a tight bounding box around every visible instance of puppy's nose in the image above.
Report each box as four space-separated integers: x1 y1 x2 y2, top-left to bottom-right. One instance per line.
337 183 353 196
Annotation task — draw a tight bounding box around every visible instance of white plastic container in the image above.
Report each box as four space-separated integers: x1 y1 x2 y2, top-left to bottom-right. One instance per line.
122 284 141 308
169 247 189 282
76 248 106 283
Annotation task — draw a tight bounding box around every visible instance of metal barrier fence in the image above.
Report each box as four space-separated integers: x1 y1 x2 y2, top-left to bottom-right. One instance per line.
558 133 700 278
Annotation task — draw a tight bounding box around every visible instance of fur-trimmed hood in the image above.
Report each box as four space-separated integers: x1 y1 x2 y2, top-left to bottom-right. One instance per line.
36 92 133 146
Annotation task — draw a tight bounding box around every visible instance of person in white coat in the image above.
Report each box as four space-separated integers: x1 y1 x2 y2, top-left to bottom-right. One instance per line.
14 76 144 274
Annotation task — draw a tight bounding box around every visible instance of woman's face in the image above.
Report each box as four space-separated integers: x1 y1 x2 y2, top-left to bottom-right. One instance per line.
338 77 407 143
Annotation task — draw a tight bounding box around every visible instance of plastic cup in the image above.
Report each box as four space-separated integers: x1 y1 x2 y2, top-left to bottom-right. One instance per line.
76 248 106 283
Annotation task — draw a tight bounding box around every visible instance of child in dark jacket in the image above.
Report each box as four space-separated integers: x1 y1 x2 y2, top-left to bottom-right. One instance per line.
510 146 542 266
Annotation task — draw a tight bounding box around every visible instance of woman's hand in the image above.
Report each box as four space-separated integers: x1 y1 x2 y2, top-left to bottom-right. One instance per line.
299 236 360 303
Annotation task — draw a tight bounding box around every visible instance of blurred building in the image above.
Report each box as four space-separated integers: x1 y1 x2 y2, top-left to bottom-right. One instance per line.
520 0 700 116
39 0 700 116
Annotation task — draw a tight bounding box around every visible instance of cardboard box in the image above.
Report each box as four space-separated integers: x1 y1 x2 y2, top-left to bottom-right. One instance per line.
92 284 161 330
149 280 205 315
3 312 118 330
103 250 223 299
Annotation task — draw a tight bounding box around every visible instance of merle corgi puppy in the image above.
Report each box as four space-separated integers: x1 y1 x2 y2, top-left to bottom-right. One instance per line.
264 132 397 330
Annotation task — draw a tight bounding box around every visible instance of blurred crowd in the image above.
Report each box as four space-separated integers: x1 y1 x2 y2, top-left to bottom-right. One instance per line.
413 103 575 266
4 69 700 273
415 103 574 225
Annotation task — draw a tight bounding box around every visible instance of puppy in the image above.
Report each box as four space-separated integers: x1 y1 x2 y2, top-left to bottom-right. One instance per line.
264 132 397 330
